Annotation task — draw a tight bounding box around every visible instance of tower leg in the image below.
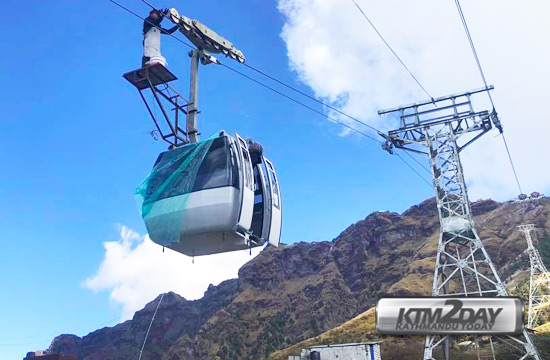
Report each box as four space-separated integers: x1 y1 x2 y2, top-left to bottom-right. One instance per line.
518 224 550 330
422 128 541 360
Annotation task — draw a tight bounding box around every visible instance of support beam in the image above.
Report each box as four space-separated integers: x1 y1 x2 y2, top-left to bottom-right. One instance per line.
187 50 200 143
123 64 190 147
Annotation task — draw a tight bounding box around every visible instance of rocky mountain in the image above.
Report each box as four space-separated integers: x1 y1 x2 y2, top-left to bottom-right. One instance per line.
42 197 550 359
267 307 379 360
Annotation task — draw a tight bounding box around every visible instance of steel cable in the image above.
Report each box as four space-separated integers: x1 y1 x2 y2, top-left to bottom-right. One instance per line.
351 0 433 100
105 0 434 187
454 0 524 195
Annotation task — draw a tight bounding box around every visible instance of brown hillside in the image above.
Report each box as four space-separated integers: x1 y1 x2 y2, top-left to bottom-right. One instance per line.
43 197 550 359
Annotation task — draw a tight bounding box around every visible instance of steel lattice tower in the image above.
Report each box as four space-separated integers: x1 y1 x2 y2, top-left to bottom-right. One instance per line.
518 224 550 329
378 87 540 360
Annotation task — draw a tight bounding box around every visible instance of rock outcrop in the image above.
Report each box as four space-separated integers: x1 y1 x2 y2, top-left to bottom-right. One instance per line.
42 197 550 359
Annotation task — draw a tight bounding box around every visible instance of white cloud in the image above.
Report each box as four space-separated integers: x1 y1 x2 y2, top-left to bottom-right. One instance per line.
84 225 262 320
277 0 550 200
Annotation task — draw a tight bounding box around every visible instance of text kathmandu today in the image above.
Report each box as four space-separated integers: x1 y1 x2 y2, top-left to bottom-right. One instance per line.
395 300 502 332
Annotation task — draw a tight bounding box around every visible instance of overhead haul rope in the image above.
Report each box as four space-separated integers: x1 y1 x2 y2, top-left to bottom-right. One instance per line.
219 64 433 186
138 292 165 360
454 0 523 195
106 0 195 49
220 63 380 142
104 0 433 187
112 0 380 134
137 0 378 135
240 63 380 133
138 0 156 10
350 0 433 101
352 0 523 192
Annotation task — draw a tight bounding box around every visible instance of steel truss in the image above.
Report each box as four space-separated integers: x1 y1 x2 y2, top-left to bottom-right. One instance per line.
518 224 550 329
123 64 190 147
378 87 541 360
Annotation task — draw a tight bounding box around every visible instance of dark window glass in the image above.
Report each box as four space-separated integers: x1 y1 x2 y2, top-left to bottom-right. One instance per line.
146 144 198 199
145 137 237 203
250 167 264 237
241 149 253 190
229 144 240 190
268 170 280 209
192 137 231 191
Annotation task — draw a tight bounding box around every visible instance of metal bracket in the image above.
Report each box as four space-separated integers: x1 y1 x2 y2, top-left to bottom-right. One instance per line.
123 64 190 147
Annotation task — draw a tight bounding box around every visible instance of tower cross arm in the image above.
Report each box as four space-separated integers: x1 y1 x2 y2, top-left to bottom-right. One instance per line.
377 87 500 154
378 85 494 115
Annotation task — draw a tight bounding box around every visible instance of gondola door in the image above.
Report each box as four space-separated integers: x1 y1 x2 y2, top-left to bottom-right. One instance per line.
263 157 281 247
235 133 255 233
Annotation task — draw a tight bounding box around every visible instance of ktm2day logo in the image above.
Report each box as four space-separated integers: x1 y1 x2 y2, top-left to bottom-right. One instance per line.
376 297 524 335
396 299 502 331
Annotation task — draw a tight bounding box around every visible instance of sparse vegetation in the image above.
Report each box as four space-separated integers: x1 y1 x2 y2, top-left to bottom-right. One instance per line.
43 198 550 359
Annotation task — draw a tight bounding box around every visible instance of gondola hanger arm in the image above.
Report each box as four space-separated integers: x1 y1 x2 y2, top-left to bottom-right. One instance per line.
164 8 245 64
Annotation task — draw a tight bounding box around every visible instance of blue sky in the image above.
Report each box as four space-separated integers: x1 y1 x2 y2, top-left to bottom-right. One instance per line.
3 0 548 358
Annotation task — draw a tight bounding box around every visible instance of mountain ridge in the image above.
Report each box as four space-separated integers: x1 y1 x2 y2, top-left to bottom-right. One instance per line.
41 197 550 359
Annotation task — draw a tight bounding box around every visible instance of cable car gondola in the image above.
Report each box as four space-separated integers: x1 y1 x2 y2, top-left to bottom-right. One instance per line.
124 9 281 256
136 131 281 256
